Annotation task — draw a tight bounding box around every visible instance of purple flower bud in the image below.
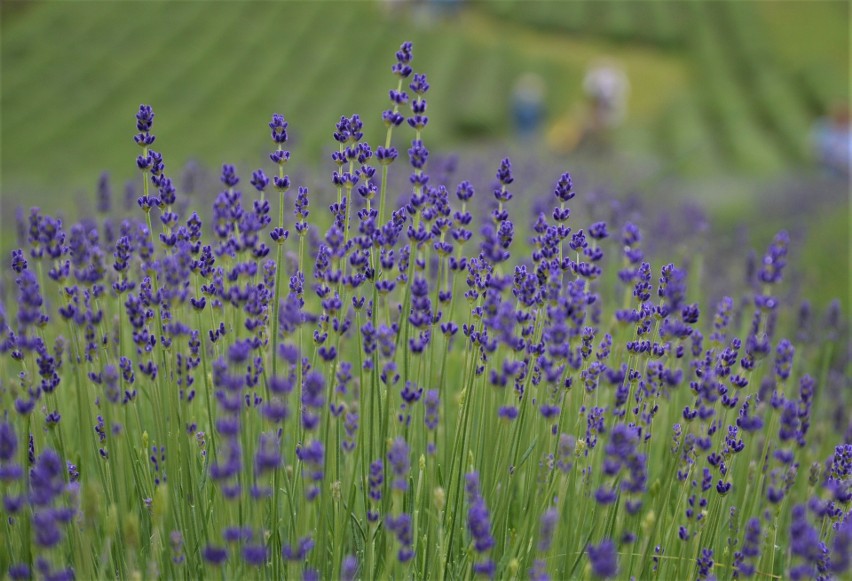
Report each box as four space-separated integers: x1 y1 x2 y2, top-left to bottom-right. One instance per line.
553 172 573 202
269 113 289 144
250 169 269 192
392 41 413 77
220 164 239 188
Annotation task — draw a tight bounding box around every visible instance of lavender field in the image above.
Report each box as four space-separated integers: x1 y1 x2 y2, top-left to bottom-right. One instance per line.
1 7 850 581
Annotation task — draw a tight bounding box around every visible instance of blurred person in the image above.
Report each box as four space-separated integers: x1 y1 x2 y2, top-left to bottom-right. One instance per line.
811 103 851 178
580 58 630 152
512 72 546 142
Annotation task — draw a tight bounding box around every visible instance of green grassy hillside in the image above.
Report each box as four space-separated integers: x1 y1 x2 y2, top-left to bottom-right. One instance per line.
3 1 847 204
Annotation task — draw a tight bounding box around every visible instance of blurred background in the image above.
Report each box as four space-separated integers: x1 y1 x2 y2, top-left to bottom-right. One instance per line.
0 0 849 307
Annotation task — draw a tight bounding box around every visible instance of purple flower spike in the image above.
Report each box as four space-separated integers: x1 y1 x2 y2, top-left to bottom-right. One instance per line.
733 517 761 578
758 231 790 285
465 471 495 577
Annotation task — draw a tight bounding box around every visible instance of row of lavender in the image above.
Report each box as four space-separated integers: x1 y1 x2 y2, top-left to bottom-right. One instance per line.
1 43 850 580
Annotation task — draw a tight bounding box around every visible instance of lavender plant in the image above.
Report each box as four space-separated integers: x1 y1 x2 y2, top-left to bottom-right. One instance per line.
0 42 850 581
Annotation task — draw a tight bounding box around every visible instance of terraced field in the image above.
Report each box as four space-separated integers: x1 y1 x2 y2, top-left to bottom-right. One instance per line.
2 2 565 200
1 0 847 204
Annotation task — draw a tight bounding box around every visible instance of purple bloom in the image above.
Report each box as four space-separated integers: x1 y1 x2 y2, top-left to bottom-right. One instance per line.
367 459 383 522
4 494 25 513
30 449 64 506
697 548 714 579
8 563 30 580
758 231 789 285
737 400 763 432
302 370 326 409
223 526 248 543
33 510 62 548
538 508 558 552
789 504 829 579
473 560 496 578
465 472 495 563
424 390 439 430
498 406 519 421
557 433 575 473
734 517 761 578
594 487 617 505
392 41 413 78
830 514 851 575
269 113 289 144
34 559 73 581
553 172 574 202
11 248 27 273
468 497 495 552
202 545 228 566
388 437 410 492
254 433 281 475
774 339 795 381
588 539 618 579
0 422 18 462
341 555 358 581
134 104 156 146
282 536 314 561
529 560 548 581
16 270 46 330
387 514 414 563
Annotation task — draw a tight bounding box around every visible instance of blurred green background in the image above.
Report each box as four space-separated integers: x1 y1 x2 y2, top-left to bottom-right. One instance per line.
1 0 849 307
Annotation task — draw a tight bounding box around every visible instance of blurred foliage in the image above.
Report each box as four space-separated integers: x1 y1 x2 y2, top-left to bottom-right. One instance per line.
3 1 847 197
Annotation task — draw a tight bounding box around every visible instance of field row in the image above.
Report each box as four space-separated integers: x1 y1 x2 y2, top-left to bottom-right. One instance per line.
0 2 533 196
486 1 833 174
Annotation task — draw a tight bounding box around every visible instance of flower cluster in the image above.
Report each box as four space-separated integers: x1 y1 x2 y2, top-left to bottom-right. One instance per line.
0 40 849 581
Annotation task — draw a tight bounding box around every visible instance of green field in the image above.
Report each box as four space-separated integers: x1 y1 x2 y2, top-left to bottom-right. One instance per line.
2 1 847 198
1 2 581 200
